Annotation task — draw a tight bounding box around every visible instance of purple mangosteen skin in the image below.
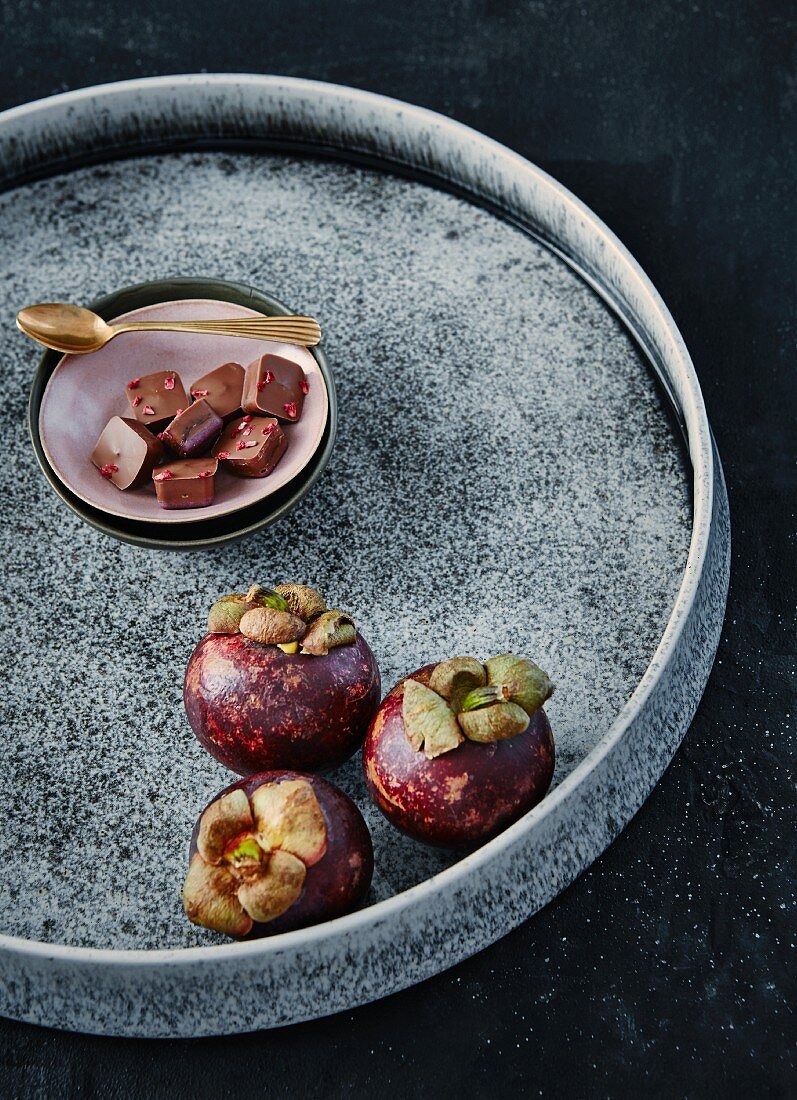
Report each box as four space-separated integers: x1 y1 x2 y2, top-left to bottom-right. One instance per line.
184 632 381 774
189 770 374 937
363 664 555 849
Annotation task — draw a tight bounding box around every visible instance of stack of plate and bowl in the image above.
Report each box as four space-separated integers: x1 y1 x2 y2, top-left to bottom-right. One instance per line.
28 277 336 549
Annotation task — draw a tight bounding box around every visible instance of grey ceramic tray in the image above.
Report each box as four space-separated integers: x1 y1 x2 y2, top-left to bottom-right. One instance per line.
0 75 729 1037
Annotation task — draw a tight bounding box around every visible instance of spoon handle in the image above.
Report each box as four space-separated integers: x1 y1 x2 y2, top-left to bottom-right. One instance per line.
114 316 322 347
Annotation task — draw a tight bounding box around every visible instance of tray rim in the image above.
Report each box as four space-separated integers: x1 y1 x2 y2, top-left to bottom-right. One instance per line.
0 74 730 1035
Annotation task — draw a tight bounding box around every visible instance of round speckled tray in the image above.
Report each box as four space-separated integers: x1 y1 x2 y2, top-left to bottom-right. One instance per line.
0 76 729 1037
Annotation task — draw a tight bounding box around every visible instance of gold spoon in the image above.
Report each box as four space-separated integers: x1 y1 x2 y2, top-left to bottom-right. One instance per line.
16 302 322 354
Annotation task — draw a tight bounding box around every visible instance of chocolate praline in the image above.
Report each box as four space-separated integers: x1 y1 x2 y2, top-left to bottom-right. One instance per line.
91 415 164 490
189 362 245 422
212 415 287 478
241 354 307 422
160 397 223 458
125 370 189 431
152 457 218 509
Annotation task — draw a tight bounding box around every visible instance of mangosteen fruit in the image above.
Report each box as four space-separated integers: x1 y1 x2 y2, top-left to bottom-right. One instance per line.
184 584 381 773
182 770 373 937
363 654 555 848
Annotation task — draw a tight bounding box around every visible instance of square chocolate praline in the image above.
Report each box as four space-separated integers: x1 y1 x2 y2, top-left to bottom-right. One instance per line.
241 354 307 423
91 416 164 490
213 415 287 478
160 398 223 458
189 362 245 422
126 370 189 431
152 458 218 509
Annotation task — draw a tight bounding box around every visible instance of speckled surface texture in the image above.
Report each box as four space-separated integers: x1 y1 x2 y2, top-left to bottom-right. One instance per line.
0 150 690 951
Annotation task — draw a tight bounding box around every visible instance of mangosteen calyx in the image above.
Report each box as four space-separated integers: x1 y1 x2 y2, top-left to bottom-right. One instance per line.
301 610 356 656
182 779 328 936
205 583 359 656
207 585 290 634
402 653 555 759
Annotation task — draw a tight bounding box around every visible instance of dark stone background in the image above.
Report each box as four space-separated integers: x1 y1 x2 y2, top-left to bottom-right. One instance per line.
0 0 793 1095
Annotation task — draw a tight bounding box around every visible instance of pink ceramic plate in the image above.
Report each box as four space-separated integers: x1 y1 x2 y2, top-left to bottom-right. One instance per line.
39 299 329 524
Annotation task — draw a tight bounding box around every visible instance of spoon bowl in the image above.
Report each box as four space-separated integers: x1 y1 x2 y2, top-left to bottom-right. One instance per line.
17 303 111 354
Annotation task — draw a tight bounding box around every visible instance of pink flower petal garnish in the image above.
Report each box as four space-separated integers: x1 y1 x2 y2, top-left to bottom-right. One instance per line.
132 395 142 407
300 379 309 395
127 378 140 389
164 376 175 391
191 389 210 398
197 470 213 479
143 404 156 416
263 371 275 384
283 402 298 418
154 470 174 481
236 440 257 450
217 451 231 460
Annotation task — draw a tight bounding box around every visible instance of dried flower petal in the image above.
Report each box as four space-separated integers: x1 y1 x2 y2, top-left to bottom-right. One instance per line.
283 401 298 418
263 370 275 384
236 440 257 450
191 388 210 397
251 779 327 866
127 378 140 389
300 379 309 395
164 375 175 391
262 423 275 435
132 395 142 407
154 469 173 481
198 470 213 478
143 404 155 416
217 451 231 460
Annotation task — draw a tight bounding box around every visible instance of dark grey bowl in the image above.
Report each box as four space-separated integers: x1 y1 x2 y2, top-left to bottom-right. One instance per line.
27 277 337 550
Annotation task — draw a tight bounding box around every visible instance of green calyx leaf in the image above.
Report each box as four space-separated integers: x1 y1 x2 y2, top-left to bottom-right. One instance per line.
207 585 288 635
301 610 357 656
274 584 328 622
484 654 554 716
403 653 554 754
458 701 530 742
402 678 464 758
428 657 486 713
